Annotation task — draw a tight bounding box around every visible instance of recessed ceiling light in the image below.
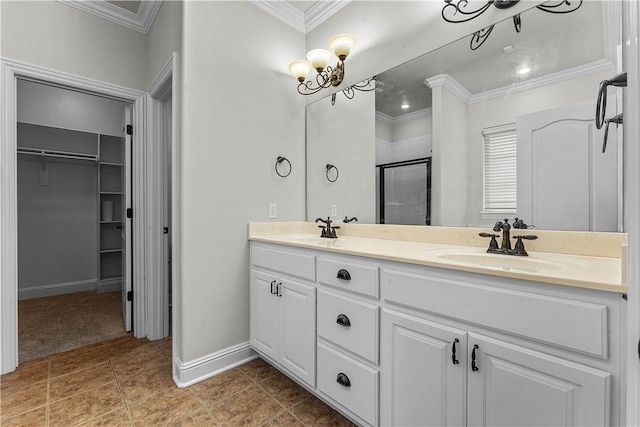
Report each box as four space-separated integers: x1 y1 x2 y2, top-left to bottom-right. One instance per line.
503 45 514 54
401 103 410 109
517 66 531 75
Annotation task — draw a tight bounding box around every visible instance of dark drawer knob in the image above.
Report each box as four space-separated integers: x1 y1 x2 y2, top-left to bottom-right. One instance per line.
337 269 351 281
336 314 351 327
336 372 351 388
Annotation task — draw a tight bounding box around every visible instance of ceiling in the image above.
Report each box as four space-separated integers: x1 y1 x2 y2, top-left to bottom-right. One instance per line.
375 1 614 118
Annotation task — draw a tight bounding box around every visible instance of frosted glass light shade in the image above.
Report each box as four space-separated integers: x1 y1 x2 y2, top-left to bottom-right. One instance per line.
289 60 312 82
306 49 332 72
328 34 356 60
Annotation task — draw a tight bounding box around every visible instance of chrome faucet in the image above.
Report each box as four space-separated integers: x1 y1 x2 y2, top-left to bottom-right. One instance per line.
315 217 340 238
480 218 537 256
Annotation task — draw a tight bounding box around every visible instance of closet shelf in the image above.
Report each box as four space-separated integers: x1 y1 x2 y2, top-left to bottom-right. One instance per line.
100 162 123 167
17 146 98 162
100 191 123 195
100 248 123 254
100 220 123 224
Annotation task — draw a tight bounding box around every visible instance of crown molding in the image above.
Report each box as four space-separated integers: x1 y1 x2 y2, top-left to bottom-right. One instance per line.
57 0 162 34
305 1 351 32
376 107 432 125
250 0 306 33
424 74 472 104
469 59 615 104
250 0 350 33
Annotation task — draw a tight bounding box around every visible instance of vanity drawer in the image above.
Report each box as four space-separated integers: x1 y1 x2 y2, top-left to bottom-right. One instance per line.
317 257 379 298
382 268 609 358
317 290 379 364
251 244 315 281
317 343 378 426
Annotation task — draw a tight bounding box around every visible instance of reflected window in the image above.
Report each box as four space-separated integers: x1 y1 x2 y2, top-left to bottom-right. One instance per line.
482 124 516 213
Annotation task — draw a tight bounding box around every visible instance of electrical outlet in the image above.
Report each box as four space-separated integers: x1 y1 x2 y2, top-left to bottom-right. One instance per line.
330 204 337 217
269 203 277 219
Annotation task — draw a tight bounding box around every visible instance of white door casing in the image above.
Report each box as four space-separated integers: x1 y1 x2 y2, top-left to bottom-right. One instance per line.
121 104 133 331
0 59 147 374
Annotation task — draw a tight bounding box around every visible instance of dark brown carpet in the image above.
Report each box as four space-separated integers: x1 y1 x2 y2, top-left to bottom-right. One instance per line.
18 291 127 362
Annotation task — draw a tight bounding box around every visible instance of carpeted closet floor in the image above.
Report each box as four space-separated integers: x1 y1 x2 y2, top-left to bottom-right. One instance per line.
18 291 127 362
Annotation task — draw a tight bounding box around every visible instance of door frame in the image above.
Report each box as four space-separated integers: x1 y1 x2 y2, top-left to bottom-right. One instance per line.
146 53 176 340
0 59 147 373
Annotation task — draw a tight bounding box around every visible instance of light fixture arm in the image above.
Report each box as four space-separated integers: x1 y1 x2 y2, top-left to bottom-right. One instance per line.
296 61 345 96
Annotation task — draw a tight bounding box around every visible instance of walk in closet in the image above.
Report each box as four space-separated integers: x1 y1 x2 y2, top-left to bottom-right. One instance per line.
17 80 128 299
16 79 131 361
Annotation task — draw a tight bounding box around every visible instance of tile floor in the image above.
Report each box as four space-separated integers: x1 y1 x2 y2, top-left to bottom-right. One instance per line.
0 335 355 426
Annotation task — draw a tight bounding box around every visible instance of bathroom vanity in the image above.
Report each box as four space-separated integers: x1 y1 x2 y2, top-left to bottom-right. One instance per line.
249 222 626 426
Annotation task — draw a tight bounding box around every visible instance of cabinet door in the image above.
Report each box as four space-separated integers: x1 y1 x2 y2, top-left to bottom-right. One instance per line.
250 271 279 360
279 279 316 387
381 309 466 426
467 334 611 427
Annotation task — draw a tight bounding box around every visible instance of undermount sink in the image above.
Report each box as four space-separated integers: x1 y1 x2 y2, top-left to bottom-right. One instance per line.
427 249 581 273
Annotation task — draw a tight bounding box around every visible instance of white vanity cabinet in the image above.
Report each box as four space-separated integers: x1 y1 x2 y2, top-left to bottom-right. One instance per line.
249 239 623 427
315 255 381 426
380 266 618 427
250 244 317 387
466 333 611 427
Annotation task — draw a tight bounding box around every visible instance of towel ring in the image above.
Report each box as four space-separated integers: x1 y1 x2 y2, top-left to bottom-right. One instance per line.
275 156 292 178
326 164 339 182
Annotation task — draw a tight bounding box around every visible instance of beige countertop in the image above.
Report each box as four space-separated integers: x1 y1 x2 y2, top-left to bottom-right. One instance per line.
249 222 627 294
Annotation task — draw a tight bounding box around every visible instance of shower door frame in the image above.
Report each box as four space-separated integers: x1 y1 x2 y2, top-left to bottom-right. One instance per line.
377 157 432 225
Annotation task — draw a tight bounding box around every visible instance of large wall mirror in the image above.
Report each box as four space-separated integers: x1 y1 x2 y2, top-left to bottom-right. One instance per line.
306 0 622 232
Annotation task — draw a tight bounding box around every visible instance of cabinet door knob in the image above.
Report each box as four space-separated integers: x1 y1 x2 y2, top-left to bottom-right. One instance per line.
452 338 460 365
270 280 276 295
336 314 351 327
471 344 479 372
336 372 351 388
336 269 351 281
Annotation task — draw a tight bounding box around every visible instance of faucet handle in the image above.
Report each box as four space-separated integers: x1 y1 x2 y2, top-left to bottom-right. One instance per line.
479 232 499 251
511 234 538 256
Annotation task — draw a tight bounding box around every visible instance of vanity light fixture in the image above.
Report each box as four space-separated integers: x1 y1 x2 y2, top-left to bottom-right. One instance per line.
442 0 583 50
289 34 356 96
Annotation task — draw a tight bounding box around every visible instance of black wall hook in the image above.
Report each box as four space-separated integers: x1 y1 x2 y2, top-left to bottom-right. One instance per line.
326 164 339 182
275 156 292 177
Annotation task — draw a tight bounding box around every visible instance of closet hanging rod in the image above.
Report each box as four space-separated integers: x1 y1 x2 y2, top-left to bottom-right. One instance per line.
17 147 98 162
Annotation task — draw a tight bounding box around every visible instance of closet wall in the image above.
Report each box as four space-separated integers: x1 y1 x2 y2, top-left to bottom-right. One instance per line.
17 80 128 300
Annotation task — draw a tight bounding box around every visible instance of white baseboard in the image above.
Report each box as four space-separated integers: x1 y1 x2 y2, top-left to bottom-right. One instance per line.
173 342 257 388
97 279 122 293
18 280 98 300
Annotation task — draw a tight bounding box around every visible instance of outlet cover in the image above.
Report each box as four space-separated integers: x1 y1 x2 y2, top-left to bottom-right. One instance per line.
330 204 337 217
269 203 277 219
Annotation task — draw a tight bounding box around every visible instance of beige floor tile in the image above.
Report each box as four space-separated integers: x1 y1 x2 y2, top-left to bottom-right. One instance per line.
156 336 172 358
291 396 355 426
49 344 110 378
0 405 47 427
76 408 133 427
49 382 125 427
165 408 218 427
110 343 169 379
128 387 204 425
0 380 47 418
191 367 253 405
0 359 49 392
259 370 312 408
104 334 152 358
209 383 284 426
118 362 175 404
238 357 280 382
49 362 115 402
262 410 305 426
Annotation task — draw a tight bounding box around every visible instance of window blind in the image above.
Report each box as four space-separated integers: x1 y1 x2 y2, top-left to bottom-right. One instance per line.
483 124 517 212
